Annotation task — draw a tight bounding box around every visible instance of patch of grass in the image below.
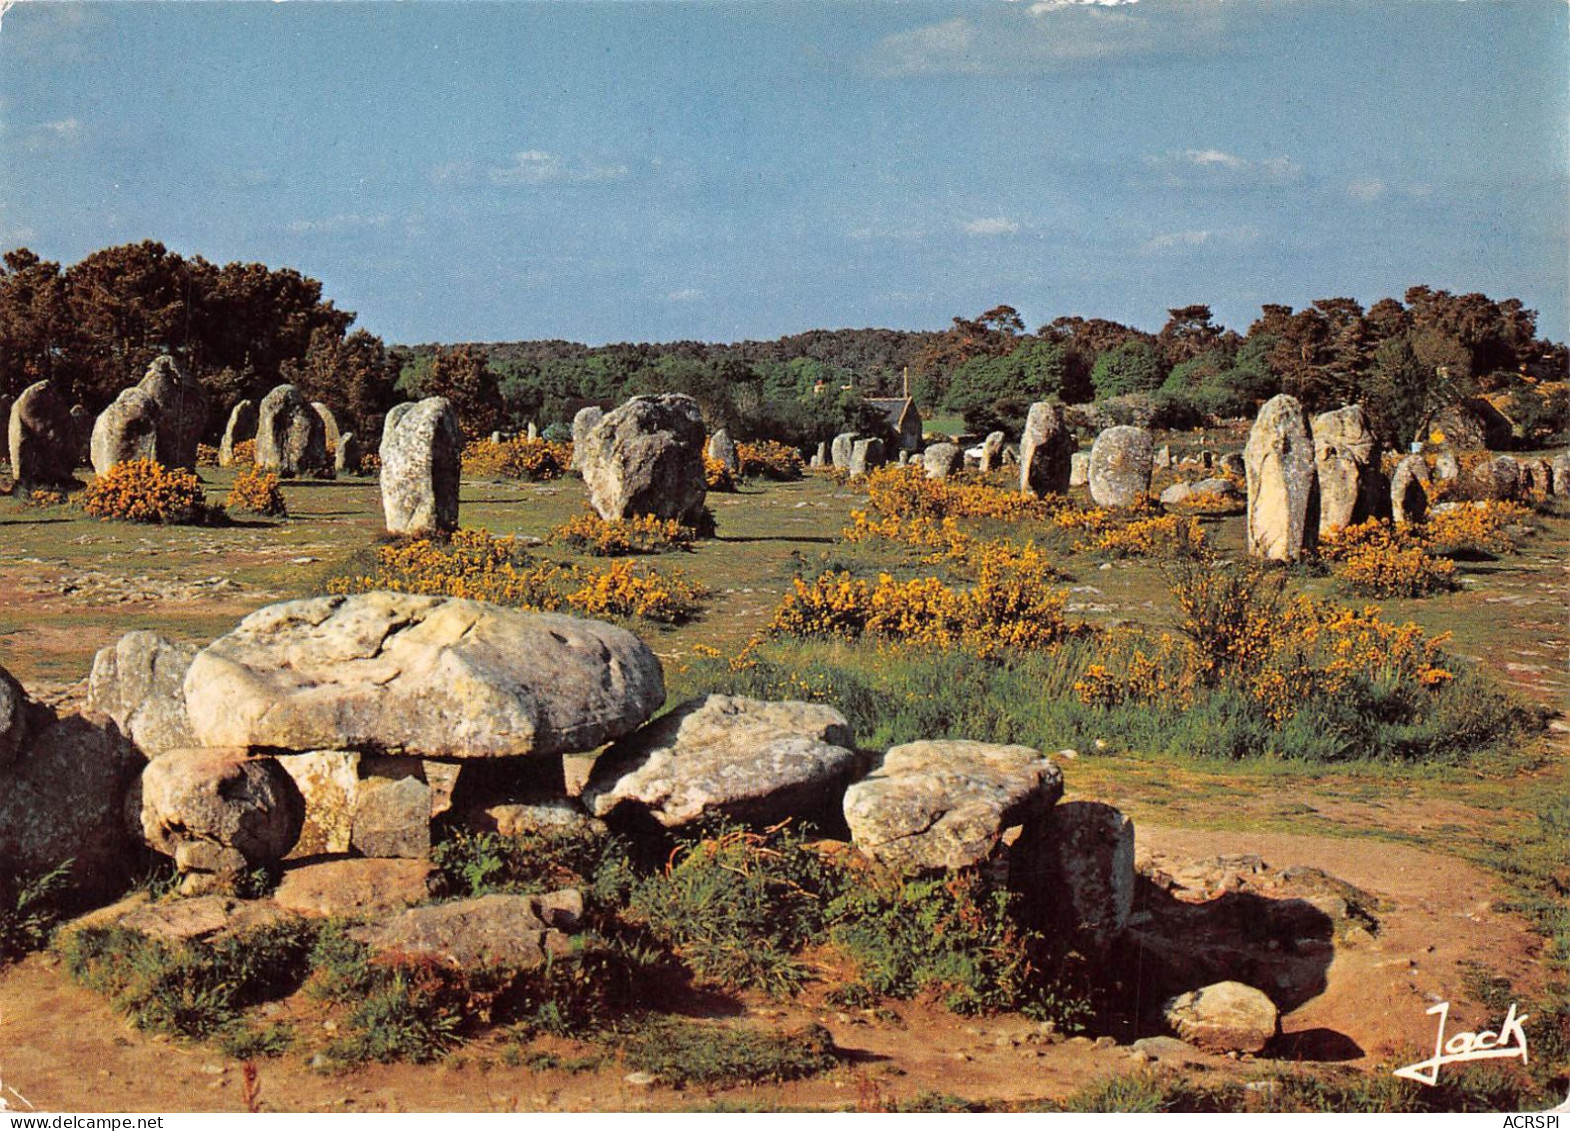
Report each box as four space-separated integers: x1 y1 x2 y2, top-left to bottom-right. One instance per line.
0 861 72 966
618 1018 839 1088
217 1021 295 1060
432 826 635 904
59 919 317 1040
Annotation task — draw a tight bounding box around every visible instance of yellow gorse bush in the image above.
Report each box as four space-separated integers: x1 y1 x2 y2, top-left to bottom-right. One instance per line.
229 439 256 466
703 455 736 492
736 439 805 481
1318 519 1456 597
460 437 569 481
550 511 698 556
328 527 706 623
82 459 208 524
1420 501 1533 557
225 466 287 517
1077 513 1209 559
862 465 1054 523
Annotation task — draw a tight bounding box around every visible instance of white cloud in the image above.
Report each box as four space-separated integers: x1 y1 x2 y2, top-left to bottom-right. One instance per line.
1145 149 1302 187
848 224 928 242
664 288 702 303
1021 0 1139 12
489 150 629 187
1140 226 1258 254
40 118 81 139
961 216 1021 237
1347 178 1387 203
286 213 391 235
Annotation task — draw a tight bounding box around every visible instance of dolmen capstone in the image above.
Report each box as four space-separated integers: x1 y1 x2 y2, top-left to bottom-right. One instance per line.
256 383 330 477
579 393 707 524
380 396 461 535
1244 394 1317 561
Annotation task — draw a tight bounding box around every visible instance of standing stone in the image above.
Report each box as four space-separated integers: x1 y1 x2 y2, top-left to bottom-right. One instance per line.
980 431 1006 473
921 442 961 481
312 402 342 452
1552 454 1570 497
1432 450 1460 483
256 384 330 477
831 432 857 471
137 355 207 470
89 388 161 475
811 441 828 468
526 421 539 442
896 449 908 466
1389 454 1431 524
579 394 708 524
570 406 603 472
218 399 258 467
1244 396 1317 561
707 428 740 474
69 405 93 466
380 397 461 535
1152 444 1172 470
8 381 76 488
1069 451 1091 487
1520 458 1551 496
1020 402 1074 497
335 432 362 475
849 437 885 478
1312 404 1380 534
1089 426 1155 509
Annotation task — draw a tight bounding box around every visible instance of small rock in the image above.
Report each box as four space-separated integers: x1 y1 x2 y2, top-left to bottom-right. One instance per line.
623 1071 657 1088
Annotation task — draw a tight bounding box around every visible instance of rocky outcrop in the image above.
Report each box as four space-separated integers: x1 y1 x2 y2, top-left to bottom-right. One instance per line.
379 397 461 535
273 859 442 919
579 394 707 524
182 593 666 759
1088 425 1154 508
256 384 330 477
1020 402 1074 497
582 694 858 828
843 740 1063 872
1245 395 1317 561
85 631 199 759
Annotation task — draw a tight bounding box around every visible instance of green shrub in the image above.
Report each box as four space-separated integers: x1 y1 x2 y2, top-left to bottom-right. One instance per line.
618 1018 839 1088
0 861 72 966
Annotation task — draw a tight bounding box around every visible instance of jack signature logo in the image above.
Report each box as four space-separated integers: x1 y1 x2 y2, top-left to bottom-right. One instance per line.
1393 1000 1529 1086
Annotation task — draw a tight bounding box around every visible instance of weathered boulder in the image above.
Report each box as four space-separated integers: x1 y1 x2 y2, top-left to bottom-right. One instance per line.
335 432 361 475
1465 455 1521 501
1389 454 1431 524
1069 451 1091 487
1089 425 1154 508
9 380 76 488
1162 981 1279 1054
921 442 961 481
1218 452 1246 478
85 631 199 759
1159 481 1192 507
476 800 607 839
256 384 330 477
351 774 431 859
113 895 297 944
1553 453 1570 497
707 429 740 475
312 402 342 451
582 694 858 829
1245 395 1317 561
137 355 207 470
570 406 604 472
89 388 161 475
218 399 257 467
0 665 32 767
1010 801 1134 946
348 890 583 969
139 749 305 891
379 397 461 535
1312 404 1380 534
1020 403 1074 497
0 714 140 899
273 859 442 919
831 432 857 471
980 431 1006 473
183 593 666 759
843 740 1063 872
1153 444 1172 469
849 437 885 478
810 441 828 468
579 394 707 524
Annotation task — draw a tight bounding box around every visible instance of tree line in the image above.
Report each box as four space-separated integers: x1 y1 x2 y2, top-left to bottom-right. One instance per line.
3 240 1563 451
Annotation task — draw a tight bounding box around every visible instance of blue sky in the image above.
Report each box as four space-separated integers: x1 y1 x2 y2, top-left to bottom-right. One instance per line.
2 0 1566 345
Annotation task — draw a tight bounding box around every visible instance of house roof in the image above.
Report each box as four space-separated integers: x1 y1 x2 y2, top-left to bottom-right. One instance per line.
866 397 920 431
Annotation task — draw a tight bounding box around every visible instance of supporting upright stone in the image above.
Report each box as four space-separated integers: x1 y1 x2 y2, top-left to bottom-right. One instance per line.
379 397 461 536
1088 426 1154 509
1020 402 1074 497
1244 395 1317 561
